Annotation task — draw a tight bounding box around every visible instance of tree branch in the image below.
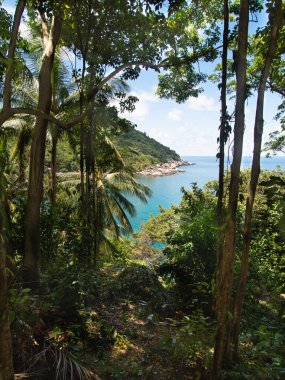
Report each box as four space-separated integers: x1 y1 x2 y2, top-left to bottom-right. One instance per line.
39 7 49 47
0 108 65 128
267 80 285 97
1 45 222 130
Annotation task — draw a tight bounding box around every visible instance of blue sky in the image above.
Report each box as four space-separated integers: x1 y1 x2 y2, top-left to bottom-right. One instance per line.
3 0 283 156
121 68 282 156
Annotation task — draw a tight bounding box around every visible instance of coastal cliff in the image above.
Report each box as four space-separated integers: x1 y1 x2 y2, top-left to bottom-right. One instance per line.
116 128 181 171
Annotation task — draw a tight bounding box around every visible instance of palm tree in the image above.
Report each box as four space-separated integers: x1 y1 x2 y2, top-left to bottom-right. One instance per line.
4 35 77 198
94 169 151 262
56 136 151 266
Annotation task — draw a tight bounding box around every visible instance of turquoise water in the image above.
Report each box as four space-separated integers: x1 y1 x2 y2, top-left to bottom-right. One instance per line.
128 156 285 231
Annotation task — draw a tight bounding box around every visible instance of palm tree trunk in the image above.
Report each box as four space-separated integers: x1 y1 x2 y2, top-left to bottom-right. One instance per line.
228 0 282 361
23 12 63 287
212 1 249 378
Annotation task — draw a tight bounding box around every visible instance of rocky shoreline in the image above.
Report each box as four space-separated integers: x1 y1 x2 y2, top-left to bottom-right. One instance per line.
136 159 195 176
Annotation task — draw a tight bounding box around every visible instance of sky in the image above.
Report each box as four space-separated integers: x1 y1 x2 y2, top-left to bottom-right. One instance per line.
2 0 283 157
121 69 282 156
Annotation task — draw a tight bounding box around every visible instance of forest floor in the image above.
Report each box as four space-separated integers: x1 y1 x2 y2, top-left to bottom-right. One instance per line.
13 254 284 379
75 261 210 380
81 300 199 379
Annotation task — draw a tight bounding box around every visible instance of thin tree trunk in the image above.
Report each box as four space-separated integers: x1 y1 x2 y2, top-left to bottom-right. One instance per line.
78 57 87 265
92 169 99 266
19 145 25 184
85 64 96 265
0 179 14 380
216 0 229 296
23 12 63 287
50 133 58 205
85 99 92 265
228 0 282 361
79 58 86 205
212 1 249 378
73 0 91 206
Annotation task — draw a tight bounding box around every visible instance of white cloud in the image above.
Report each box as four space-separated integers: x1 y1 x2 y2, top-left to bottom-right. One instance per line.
110 88 158 119
133 90 158 103
187 94 219 112
131 101 149 118
177 126 188 132
124 90 158 120
144 128 173 147
168 108 183 121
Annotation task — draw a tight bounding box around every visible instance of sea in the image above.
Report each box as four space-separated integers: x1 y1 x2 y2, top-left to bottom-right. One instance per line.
128 155 285 232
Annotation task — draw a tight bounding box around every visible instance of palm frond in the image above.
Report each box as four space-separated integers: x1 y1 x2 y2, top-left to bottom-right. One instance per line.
24 35 44 78
109 191 136 217
104 172 152 202
56 172 81 192
104 136 125 167
99 233 119 257
11 125 32 161
1 117 34 150
97 183 121 238
108 196 133 234
27 340 99 380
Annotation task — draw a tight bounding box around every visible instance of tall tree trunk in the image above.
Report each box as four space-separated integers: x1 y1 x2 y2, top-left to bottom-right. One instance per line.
85 65 96 266
92 169 99 266
212 1 249 378
73 0 91 205
216 0 229 297
0 163 14 380
228 0 282 361
50 133 58 205
23 12 63 287
79 59 86 206
0 2 26 376
78 57 87 264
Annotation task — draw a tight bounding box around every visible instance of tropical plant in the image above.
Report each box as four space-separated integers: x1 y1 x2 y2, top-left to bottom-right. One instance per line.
159 185 217 311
